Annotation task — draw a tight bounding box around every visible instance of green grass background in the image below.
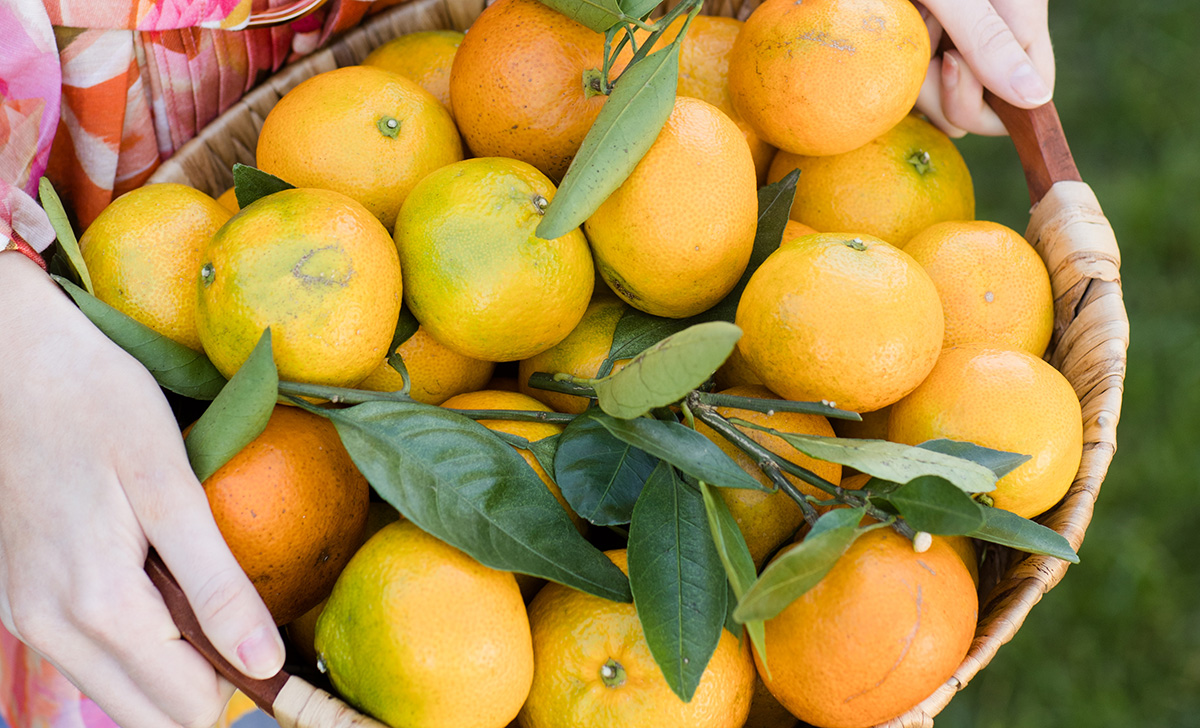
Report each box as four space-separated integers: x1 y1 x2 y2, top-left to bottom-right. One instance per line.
937 1 1200 726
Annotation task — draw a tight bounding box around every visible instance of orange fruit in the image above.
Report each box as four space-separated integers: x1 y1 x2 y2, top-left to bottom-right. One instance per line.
656 14 777 184
362 30 464 118
80 183 231 351
195 187 402 386
256 65 462 232
712 345 763 391
728 0 930 157
735 233 944 413
694 385 842 567
216 186 240 213
830 406 892 441
782 220 819 242
517 294 630 414
357 325 496 405
316 521 534 728
200 405 370 625
586 96 758 318
767 114 975 248
394 157 594 362
757 526 977 728
441 390 585 533
888 345 1083 519
449 0 630 181
903 220 1053 355
518 549 755 728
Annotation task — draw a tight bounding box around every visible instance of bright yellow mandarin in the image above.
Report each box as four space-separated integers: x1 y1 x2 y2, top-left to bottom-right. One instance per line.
518 295 629 414
195 187 402 386
80 183 230 351
357 325 495 405
394 157 594 362
362 30 463 118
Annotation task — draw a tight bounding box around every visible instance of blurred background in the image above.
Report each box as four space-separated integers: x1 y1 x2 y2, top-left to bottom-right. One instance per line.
938 1 1200 726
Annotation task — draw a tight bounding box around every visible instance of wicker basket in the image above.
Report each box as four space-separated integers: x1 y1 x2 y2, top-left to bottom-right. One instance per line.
145 0 1129 725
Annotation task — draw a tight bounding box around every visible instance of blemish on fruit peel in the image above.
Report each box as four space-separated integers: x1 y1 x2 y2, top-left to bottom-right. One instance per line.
862 16 885 33
798 31 855 54
985 291 995 303
913 532 933 553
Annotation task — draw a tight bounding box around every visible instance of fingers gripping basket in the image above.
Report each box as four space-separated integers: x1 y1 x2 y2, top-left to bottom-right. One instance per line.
146 0 1129 725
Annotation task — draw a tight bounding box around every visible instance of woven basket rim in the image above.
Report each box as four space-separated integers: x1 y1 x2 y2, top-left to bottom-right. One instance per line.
147 0 1130 724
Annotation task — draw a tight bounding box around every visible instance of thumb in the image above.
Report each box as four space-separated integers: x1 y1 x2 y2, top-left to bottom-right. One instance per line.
129 458 286 680
923 0 1052 108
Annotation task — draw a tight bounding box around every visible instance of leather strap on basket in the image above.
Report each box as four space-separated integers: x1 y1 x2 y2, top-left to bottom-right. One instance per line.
984 92 1083 204
246 0 329 27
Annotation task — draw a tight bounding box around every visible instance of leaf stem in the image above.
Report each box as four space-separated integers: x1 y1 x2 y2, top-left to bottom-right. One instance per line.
692 391 862 421
526 371 598 398
446 408 577 425
276 380 413 404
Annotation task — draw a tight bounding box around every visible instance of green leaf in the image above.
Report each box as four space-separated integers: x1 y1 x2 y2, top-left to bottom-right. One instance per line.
232 164 294 209
54 276 227 400
602 168 800 365
730 422 999 494
384 306 421 388
968 506 1080 563
39 178 93 294
184 329 278 482
699 482 768 674
536 43 679 239
528 434 560 480
554 412 658 525
628 462 726 702
309 400 632 602
618 0 658 20
734 508 864 623
535 0 624 32
878 476 985 535
593 321 741 419
590 412 767 491
917 439 1031 479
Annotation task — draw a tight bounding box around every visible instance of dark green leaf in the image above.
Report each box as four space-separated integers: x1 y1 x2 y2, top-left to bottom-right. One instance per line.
389 306 420 353
628 462 726 702
917 439 1031 479
734 507 864 622
591 412 766 491
537 43 679 239
54 276 226 400
232 164 294 209
730 421 999 494
528 434 560 480
878 476 985 535
184 329 278 482
594 321 741 419
699 482 768 674
602 168 800 365
968 506 1080 563
39 178 92 294
310 400 632 601
618 0 658 21
535 0 624 32
554 413 658 525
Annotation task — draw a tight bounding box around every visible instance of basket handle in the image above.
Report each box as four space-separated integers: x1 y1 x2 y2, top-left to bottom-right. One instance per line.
145 552 387 728
985 92 1083 204
245 0 328 27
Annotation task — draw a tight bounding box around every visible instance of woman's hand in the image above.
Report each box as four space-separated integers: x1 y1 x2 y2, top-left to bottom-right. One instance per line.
0 252 285 728
914 0 1055 137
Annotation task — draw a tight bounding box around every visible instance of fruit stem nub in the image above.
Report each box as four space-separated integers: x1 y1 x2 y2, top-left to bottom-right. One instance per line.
908 149 932 175
600 658 627 688
377 115 401 139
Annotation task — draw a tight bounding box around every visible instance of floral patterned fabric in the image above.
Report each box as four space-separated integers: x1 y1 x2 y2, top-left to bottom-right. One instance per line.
0 0 396 725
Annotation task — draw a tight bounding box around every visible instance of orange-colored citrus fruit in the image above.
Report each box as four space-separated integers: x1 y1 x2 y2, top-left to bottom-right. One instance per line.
518 549 755 728
586 96 757 318
256 65 462 231
768 114 975 248
757 526 977 728
316 521 534 728
903 220 1053 355
728 0 930 157
782 220 819 242
200 404 370 625
694 385 842 567
735 233 944 413
830 406 892 441
216 186 240 213
362 30 464 118
357 325 495 405
80 183 231 351
517 294 630 414
712 345 763 391
195 187 402 386
441 390 584 533
657 14 777 184
888 345 1083 519
449 0 629 181
394 157 594 362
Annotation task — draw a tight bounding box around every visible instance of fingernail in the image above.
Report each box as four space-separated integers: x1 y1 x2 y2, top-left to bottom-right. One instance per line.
1011 63 1052 105
237 626 284 678
941 53 959 90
